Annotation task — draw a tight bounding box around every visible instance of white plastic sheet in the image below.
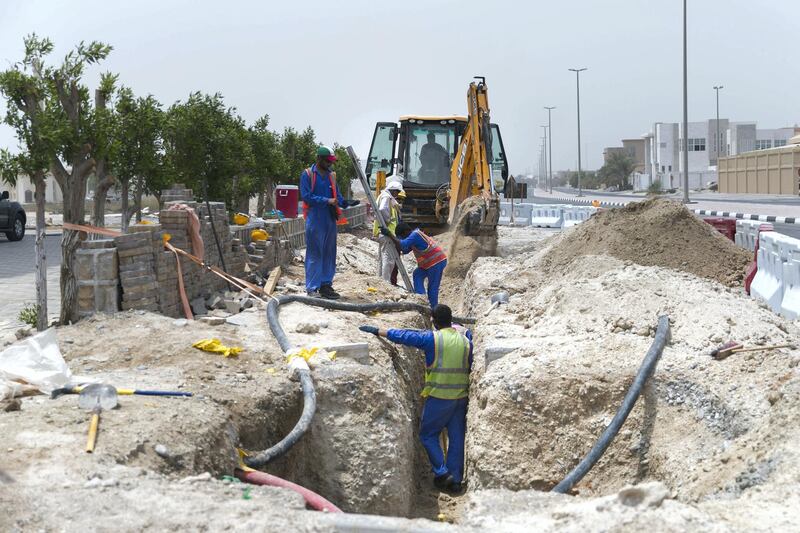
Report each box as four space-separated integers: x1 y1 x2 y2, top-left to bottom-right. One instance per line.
0 328 72 399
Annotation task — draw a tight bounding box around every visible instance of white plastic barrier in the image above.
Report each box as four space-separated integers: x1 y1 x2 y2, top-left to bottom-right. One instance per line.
751 232 800 316
780 240 800 320
563 206 597 228
511 203 533 226
498 201 512 226
530 206 563 228
735 220 764 251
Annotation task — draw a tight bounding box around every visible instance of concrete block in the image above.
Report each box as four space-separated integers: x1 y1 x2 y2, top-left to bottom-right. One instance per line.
224 300 241 314
198 316 225 325
324 342 370 364
120 274 156 288
484 345 518 368
81 239 116 249
113 233 150 250
191 297 207 316
118 245 154 259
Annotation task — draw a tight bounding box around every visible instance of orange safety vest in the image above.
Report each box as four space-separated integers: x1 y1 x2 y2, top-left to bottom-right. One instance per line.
302 167 348 225
411 230 447 270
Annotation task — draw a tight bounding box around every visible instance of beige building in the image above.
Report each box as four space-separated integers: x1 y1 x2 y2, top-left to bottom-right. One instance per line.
718 134 800 195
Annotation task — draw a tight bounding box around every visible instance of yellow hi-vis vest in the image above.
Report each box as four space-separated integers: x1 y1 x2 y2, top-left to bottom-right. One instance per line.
373 194 399 237
422 328 471 400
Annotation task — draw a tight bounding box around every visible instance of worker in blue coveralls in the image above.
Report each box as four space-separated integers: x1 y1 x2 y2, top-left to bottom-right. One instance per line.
300 146 359 299
359 304 472 494
379 222 447 308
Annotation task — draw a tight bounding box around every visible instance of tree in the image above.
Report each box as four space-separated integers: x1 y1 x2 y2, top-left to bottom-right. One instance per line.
249 115 286 214
90 73 119 227
597 152 636 190
332 143 355 198
0 35 107 328
280 126 317 185
163 92 252 209
110 87 164 231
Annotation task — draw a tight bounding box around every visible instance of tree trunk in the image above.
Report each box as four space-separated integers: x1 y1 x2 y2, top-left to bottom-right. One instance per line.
263 181 275 210
92 171 114 227
120 179 130 233
256 191 265 216
33 172 48 331
133 178 143 223
58 166 90 325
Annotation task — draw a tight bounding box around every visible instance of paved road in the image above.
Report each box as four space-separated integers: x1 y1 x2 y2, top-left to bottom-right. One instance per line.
553 187 800 206
0 233 62 334
528 196 800 240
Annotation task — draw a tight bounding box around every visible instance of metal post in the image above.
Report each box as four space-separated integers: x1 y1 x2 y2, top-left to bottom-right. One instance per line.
541 125 548 193
714 85 723 164
569 68 587 196
682 0 690 203
545 106 555 193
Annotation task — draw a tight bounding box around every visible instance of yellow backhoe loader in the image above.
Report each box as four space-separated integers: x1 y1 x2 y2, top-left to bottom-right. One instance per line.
365 77 508 235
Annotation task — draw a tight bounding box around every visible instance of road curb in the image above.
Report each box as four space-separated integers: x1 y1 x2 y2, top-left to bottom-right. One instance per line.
546 195 628 208
692 209 799 225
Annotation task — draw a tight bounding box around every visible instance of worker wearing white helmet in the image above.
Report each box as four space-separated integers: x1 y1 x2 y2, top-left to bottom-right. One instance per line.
374 181 404 281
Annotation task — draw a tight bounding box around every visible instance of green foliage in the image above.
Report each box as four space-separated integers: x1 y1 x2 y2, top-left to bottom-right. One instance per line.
18 304 39 328
248 114 286 200
280 126 317 184
111 87 165 196
597 152 636 190
568 170 598 189
332 143 354 196
163 92 253 205
647 181 663 195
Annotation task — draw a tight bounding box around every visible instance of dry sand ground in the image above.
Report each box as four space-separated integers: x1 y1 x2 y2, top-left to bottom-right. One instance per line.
2 200 800 531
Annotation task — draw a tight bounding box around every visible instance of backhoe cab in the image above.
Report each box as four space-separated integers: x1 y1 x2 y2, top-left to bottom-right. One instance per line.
365 78 509 232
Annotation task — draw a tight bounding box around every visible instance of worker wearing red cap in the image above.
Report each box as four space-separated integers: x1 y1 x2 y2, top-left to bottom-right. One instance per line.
300 145 358 299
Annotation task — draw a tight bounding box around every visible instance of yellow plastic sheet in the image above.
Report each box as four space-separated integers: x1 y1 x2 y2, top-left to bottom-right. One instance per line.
285 347 336 365
192 338 242 358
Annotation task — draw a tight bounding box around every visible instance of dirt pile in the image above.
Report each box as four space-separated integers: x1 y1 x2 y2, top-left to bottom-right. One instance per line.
541 199 751 286
456 225 800 531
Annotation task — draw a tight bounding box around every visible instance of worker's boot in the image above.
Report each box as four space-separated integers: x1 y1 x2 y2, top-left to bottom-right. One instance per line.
319 284 340 300
446 478 464 494
433 474 453 490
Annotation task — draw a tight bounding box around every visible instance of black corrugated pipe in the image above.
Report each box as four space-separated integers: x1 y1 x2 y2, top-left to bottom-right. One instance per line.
244 294 476 468
552 315 671 494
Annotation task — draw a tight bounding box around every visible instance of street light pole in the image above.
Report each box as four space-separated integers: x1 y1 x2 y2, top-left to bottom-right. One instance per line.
682 0 690 203
569 68 587 196
541 125 548 193
544 106 555 193
714 85 724 163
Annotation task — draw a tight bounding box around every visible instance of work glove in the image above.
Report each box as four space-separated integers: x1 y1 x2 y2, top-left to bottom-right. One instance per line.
359 325 379 336
379 226 391 237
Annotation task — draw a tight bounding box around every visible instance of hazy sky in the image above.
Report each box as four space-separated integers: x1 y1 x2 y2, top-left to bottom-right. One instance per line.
1 0 798 175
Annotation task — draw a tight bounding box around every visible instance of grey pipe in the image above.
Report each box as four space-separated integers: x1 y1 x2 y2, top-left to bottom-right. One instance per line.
552 315 670 494
247 294 477 467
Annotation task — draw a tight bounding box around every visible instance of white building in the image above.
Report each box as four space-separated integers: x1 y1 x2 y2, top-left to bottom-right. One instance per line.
632 120 798 191
1 173 63 204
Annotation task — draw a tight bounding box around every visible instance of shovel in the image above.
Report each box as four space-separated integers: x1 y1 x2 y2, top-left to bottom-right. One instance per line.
79 384 118 453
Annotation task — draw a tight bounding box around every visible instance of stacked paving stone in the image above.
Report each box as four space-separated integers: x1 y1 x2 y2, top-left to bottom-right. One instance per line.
158 205 204 311
114 232 159 312
160 183 194 206
76 239 119 318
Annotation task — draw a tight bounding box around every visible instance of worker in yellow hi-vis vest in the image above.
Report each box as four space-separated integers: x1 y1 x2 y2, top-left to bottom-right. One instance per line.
359 304 472 494
374 181 403 282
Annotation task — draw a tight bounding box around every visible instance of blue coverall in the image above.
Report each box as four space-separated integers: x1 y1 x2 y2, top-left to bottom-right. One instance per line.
386 327 473 483
399 230 448 308
300 164 347 292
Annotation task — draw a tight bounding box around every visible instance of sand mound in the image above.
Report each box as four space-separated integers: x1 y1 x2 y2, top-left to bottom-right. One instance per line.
541 198 751 286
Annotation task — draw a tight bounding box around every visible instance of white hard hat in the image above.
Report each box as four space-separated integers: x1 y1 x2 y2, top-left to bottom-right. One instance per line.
386 181 404 192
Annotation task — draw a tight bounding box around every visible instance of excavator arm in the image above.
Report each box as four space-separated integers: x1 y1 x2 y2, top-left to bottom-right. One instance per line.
444 77 501 234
